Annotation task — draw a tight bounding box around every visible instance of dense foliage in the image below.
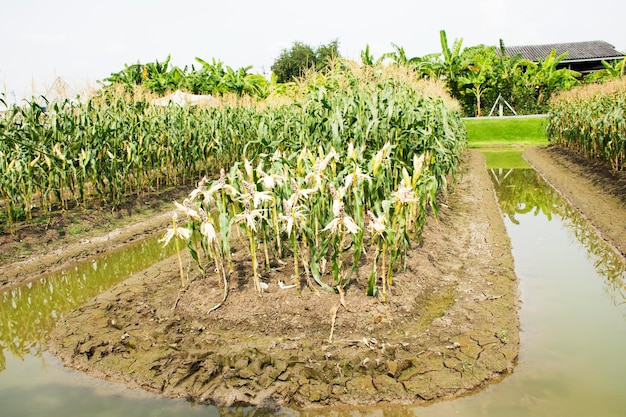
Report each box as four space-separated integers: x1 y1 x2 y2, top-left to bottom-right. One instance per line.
0 90 283 229
104 55 270 98
270 40 340 83
0 62 466 301
366 31 587 116
547 78 626 171
98 31 624 117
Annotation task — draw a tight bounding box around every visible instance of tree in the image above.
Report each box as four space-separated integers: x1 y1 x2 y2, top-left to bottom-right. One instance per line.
521 49 581 105
437 30 465 98
271 40 341 83
457 46 497 117
494 40 524 101
315 39 340 70
185 57 227 94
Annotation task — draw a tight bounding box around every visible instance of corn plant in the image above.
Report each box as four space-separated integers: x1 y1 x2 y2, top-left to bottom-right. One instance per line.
2 61 466 306
547 78 626 172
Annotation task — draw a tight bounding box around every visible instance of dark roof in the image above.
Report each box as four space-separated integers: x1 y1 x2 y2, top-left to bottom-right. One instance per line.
503 40 624 63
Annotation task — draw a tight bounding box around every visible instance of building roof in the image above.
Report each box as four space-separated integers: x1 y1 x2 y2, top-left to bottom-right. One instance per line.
503 40 624 63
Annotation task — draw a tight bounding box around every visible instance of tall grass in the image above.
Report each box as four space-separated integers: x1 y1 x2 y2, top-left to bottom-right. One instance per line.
547 78 626 171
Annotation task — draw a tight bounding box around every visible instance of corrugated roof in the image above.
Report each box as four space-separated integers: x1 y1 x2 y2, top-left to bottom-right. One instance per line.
503 40 624 62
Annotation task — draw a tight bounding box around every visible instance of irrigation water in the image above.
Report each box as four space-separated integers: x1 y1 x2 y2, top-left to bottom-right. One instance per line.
1 150 625 416
418 158 626 417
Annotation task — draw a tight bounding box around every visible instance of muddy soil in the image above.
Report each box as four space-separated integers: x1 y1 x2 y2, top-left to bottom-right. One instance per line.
46 149 520 410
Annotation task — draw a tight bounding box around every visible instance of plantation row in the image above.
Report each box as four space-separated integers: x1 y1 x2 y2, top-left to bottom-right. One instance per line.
547 78 626 172
0 65 464 229
0 96 250 226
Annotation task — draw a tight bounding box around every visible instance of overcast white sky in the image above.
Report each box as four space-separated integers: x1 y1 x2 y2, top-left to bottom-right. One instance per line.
1 0 624 101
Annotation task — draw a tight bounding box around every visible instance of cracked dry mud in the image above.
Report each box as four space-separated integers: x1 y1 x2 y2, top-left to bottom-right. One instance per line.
47 149 521 410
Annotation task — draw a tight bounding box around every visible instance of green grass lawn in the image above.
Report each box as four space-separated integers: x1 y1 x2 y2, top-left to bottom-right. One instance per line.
481 149 531 169
464 115 549 148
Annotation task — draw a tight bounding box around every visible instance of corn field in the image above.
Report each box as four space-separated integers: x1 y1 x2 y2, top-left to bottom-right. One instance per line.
160 63 467 300
1 62 466 299
0 91 265 229
547 78 626 172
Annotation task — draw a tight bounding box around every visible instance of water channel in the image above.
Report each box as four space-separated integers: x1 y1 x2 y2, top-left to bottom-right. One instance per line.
1 150 625 416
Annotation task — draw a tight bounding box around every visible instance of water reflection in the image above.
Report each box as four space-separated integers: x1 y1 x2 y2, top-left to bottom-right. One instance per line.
490 168 626 307
0 235 174 372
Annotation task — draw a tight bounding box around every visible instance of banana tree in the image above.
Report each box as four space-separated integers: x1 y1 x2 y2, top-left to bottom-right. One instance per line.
585 56 626 82
381 43 411 66
360 44 377 66
457 46 496 117
438 29 465 97
521 49 581 105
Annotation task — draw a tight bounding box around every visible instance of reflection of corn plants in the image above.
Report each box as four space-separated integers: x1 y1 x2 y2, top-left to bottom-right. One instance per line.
492 168 626 305
0 235 174 364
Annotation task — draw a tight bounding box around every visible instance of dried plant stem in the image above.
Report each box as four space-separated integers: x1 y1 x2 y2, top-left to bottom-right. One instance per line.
247 226 261 294
208 261 229 313
292 234 300 287
328 304 339 344
172 218 185 288
381 241 387 300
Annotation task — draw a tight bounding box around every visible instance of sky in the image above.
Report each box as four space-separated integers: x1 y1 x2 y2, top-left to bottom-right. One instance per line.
1 0 624 102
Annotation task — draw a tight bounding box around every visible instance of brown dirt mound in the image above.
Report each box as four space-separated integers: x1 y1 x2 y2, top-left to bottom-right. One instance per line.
47 150 520 410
